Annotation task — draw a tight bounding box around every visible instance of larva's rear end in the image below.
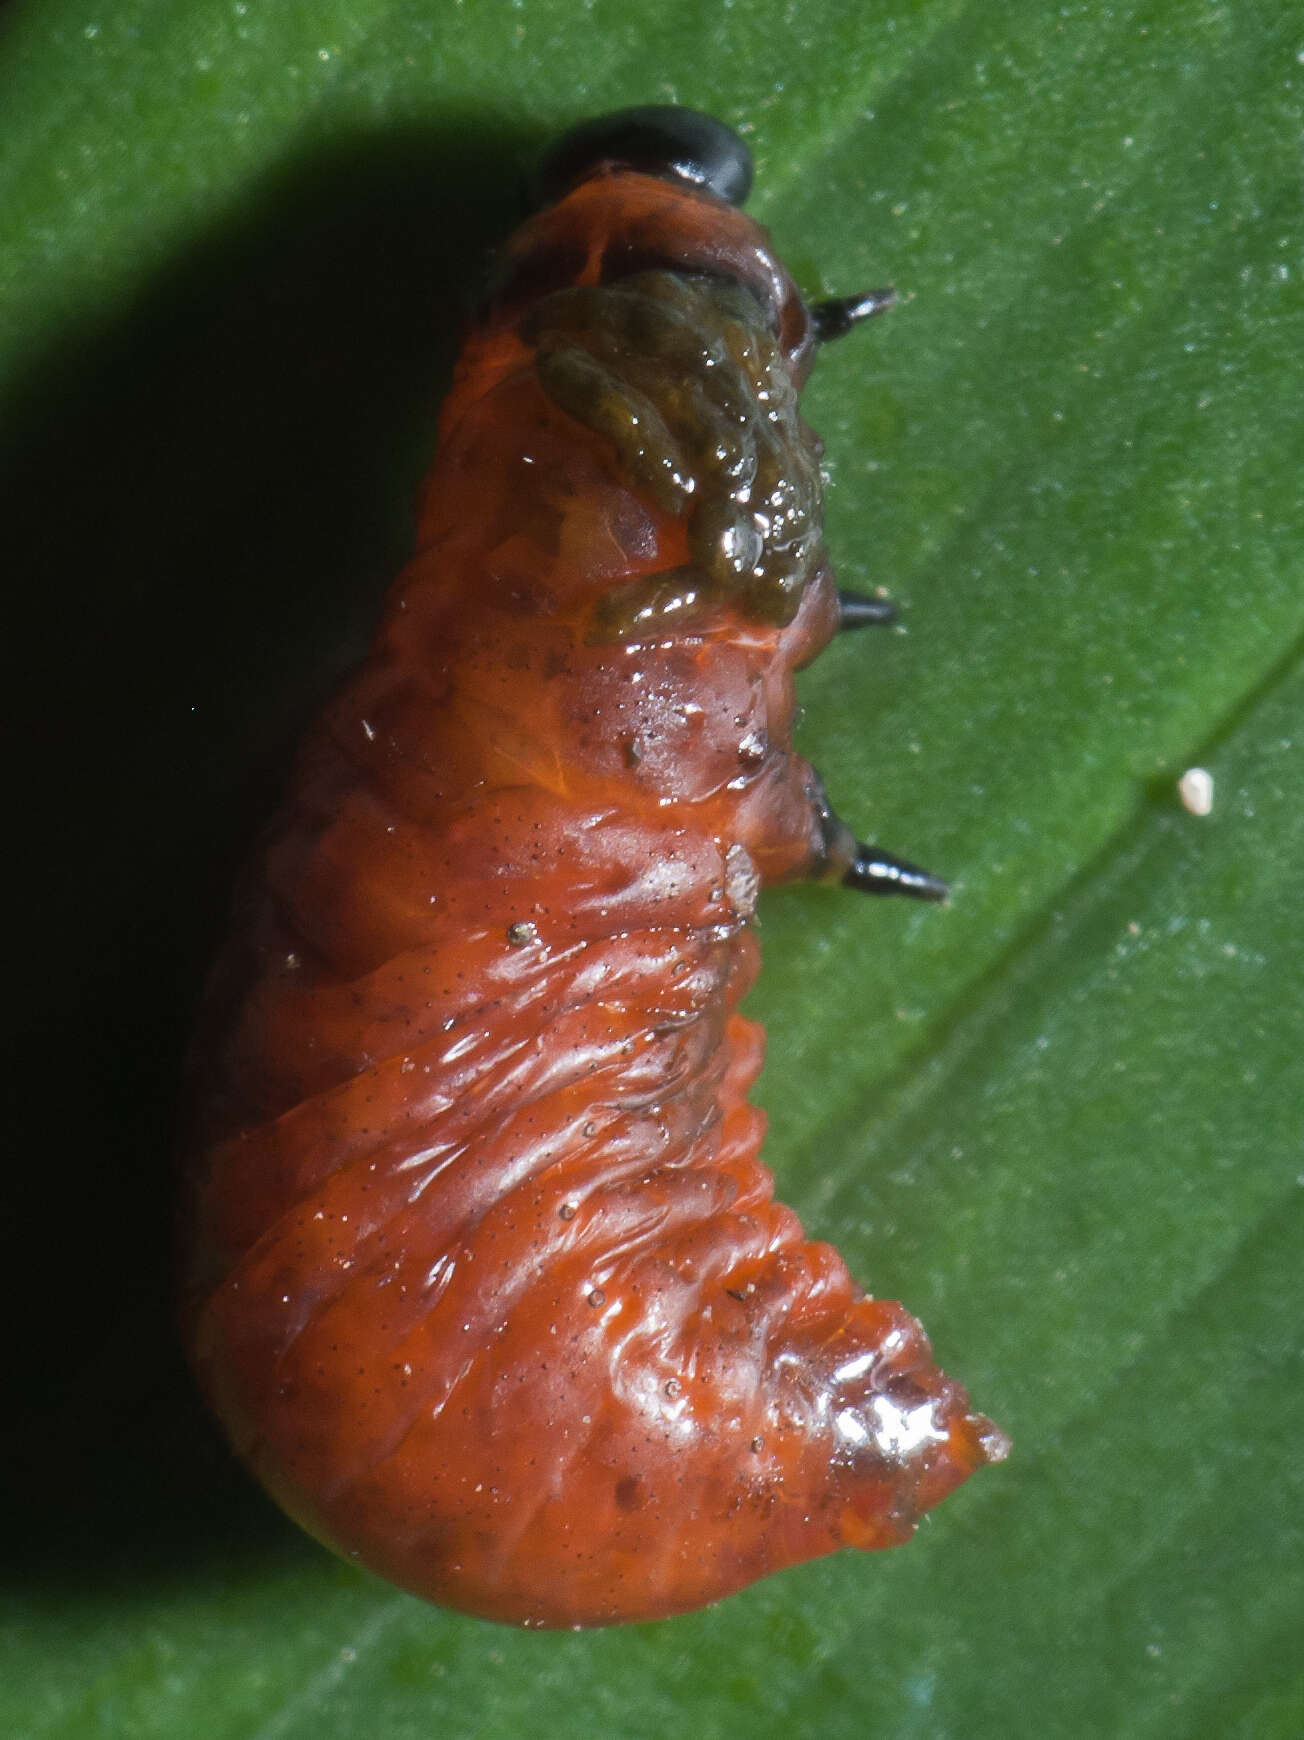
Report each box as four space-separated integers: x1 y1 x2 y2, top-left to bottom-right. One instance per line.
181 108 1006 1629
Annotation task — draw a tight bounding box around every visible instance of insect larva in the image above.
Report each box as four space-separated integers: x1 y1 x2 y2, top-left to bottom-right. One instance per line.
180 106 1008 1630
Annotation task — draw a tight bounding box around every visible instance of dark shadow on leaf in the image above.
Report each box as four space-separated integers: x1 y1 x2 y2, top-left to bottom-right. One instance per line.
1 107 542 1597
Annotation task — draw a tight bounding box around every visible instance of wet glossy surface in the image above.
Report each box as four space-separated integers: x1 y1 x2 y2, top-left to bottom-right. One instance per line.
528 270 823 628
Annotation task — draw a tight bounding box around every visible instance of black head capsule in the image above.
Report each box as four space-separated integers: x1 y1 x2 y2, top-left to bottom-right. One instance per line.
533 105 755 209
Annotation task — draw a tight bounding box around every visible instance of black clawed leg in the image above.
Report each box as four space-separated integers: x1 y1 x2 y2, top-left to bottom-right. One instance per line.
838 589 898 629
810 287 897 343
842 845 949 903
811 774 948 903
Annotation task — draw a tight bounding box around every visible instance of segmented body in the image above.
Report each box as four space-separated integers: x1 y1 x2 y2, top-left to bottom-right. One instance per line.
181 149 1004 1629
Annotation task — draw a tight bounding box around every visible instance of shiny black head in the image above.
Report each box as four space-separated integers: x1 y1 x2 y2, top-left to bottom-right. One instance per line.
534 106 754 209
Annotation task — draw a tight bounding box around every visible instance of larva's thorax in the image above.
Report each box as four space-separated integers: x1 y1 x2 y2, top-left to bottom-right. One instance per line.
357 175 842 873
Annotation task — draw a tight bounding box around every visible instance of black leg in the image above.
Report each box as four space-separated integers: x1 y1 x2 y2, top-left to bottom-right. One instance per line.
842 845 949 903
810 286 897 343
838 589 898 629
810 775 949 903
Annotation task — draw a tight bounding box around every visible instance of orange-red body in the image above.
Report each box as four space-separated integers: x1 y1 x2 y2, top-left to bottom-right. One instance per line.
181 169 1004 1628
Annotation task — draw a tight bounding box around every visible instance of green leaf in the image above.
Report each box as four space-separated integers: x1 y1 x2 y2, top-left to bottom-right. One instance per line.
4 3 1301 1737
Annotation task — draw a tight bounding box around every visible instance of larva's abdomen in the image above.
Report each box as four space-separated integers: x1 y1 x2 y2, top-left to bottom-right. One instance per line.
182 110 1005 1629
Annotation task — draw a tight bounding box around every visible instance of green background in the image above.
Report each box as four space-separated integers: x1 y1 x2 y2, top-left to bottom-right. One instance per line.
3 1 1301 1735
